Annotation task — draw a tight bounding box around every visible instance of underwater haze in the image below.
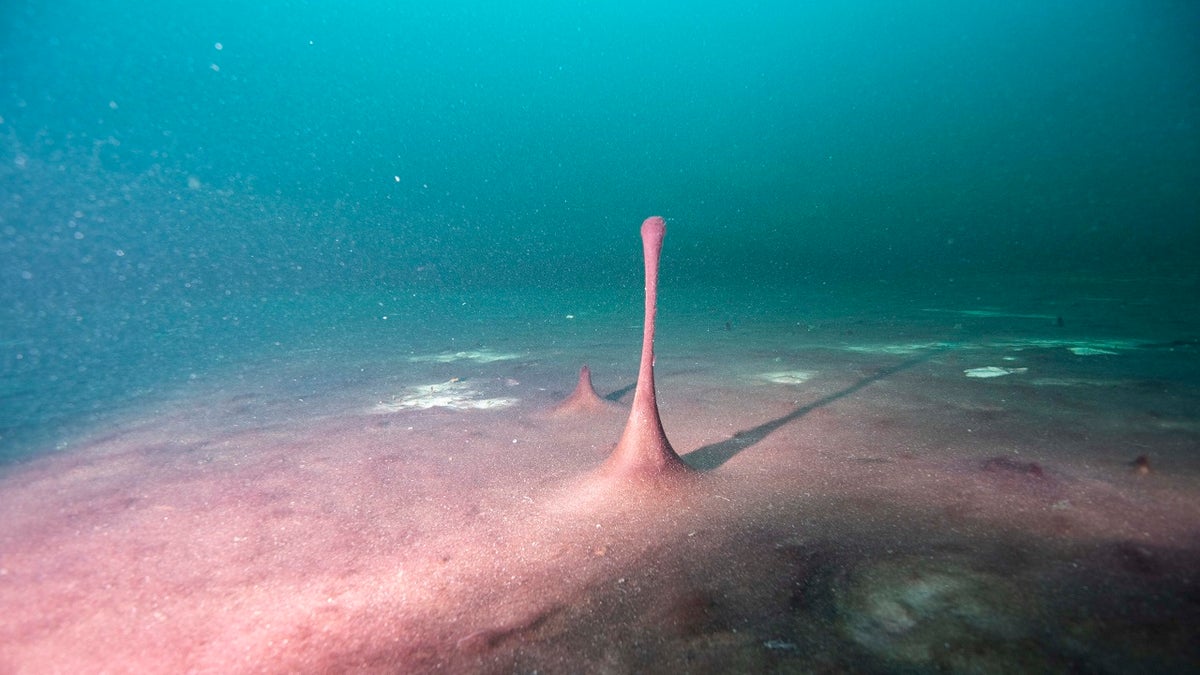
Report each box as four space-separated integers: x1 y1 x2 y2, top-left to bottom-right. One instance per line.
4 0 1200 458
6 0 1200 278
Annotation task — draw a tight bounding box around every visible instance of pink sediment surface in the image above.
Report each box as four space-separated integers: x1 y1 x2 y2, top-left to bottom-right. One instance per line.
1 356 1197 672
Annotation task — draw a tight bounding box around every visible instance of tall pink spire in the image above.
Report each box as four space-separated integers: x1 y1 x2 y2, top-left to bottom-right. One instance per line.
599 216 692 481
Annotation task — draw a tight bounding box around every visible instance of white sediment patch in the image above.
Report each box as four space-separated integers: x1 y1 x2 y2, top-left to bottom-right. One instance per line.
760 370 816 385
372 380 518 412
408 349 522 364
964 366 1028 379
838 337 1137 356
842 342 954 355
989 337 1139 353
1068 346 1118 356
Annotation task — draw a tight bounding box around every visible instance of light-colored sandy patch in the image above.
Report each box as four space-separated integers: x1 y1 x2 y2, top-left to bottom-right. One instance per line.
843 342 953 355
990 337 1140 352
839 337 1139 357
372 380 519 411
1068 346 1119 356
408 349 523 364
759 370 816 385
964 366 1028 379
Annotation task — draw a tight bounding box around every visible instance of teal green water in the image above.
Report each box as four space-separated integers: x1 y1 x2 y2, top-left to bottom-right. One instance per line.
1 1 1198 459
